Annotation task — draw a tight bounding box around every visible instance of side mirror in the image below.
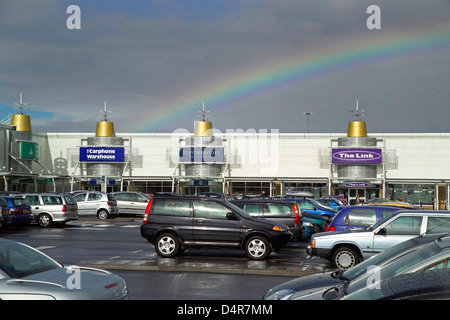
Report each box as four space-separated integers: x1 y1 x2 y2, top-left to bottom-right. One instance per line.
226 212 239 220
377 228 387 235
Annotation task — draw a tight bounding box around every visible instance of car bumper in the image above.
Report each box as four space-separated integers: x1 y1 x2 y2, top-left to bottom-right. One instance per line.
271 231 293 251
52 212 79 222
306 246 331 259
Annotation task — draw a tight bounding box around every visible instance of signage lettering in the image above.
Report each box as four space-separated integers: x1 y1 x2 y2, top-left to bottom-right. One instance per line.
79 147 125 162
332 148 382 164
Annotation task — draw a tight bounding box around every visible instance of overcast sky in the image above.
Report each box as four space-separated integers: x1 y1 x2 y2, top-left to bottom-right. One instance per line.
0 0 449 134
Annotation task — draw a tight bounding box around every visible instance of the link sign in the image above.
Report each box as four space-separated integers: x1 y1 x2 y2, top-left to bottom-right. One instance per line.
79 147 125 162
332 148 382 164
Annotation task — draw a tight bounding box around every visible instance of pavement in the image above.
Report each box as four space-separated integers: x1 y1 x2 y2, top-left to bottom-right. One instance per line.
77 217 334 277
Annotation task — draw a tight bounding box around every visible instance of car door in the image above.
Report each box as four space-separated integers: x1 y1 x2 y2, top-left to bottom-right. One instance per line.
73 193 88 215
192 200 242 243
86 193 102 214
115 193 132 214
24 195 42 219
129 193 150 215
372 215 423 254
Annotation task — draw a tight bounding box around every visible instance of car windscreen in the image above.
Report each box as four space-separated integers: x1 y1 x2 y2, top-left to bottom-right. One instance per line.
0 241 61 278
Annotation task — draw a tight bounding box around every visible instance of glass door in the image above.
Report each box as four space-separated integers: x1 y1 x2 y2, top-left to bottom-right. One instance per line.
349 188 365 205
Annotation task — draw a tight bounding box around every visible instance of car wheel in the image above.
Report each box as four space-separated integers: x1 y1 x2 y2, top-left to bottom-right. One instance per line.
245 235 271 260
38 213 52 228
97 209 109 220
331 246 360 269
155 233 180 258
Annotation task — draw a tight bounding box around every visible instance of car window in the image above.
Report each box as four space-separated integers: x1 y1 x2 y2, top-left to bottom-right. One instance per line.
73 193 87 202
384 216 422 235
88 193 102 201
344 209 376 227
426 217 450 234
299 200 314 210
238 204 259 215
135 194 148 202
426 258 450 270
263 204 292 217
24 195 40 206
193 201 229 219
380 209 398 220
12 198 29 207
107 193 117 201
152 199 191 217
63 195 76 205
115 193 130 201
41 196 63 205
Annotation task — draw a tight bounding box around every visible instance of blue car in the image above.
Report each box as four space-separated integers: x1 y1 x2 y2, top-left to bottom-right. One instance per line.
326 205 417 232
317 198 345 210
302 212 332 238
0 196 33 228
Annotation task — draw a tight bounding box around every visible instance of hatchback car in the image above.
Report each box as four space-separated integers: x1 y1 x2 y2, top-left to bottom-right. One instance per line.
72 191 118 219
141 193 292 260
111 191 151 216
326 205 414 232
230 199 303 240
0 238 129 300
0 196 33 228
19 193 78 228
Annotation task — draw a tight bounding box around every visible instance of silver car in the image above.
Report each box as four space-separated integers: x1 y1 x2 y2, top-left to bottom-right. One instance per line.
19 193 78 228
72 191 118 220
0 238 129 300
112 191 151 216
308 210 450 269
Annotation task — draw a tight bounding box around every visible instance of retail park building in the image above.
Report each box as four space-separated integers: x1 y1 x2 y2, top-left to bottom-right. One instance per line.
1 104 450 210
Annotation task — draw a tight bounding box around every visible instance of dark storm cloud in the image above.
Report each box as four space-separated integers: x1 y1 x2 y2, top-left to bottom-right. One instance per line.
0 0 449 133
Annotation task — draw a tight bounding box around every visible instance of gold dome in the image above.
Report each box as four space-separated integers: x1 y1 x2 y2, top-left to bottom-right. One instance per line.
11 114 32 132
95 121 116 137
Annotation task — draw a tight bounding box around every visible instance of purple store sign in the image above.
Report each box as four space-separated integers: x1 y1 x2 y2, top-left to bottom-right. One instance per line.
332 148 382 164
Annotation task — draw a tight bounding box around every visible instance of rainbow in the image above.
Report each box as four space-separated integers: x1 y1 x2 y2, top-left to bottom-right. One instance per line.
131 24 450 133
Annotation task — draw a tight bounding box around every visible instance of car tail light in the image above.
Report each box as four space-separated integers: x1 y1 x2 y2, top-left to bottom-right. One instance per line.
326 225 336 231
62 204 67 212
107 201 113 206
143 199 153 224
293 204 300 227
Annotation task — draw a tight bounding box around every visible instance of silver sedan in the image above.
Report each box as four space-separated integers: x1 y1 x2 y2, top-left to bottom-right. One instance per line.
0 238 129 300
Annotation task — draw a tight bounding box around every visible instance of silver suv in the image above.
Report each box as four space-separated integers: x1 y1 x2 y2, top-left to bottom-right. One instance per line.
307 210 450 269
72 191 118 219
19 193 79 228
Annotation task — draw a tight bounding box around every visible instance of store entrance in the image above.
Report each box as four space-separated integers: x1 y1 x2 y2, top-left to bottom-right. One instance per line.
334 187 380 205
349 188 365 205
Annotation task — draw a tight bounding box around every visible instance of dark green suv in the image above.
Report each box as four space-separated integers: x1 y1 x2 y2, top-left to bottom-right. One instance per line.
140 194 292 260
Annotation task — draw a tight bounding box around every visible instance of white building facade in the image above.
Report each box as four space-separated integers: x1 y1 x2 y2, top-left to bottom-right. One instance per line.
1 114 449 210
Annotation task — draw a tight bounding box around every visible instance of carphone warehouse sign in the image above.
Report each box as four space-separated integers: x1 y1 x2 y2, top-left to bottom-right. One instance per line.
79 147 125 162
332 148 382 164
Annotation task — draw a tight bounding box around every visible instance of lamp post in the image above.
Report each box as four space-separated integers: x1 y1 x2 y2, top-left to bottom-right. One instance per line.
303 112 313 133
